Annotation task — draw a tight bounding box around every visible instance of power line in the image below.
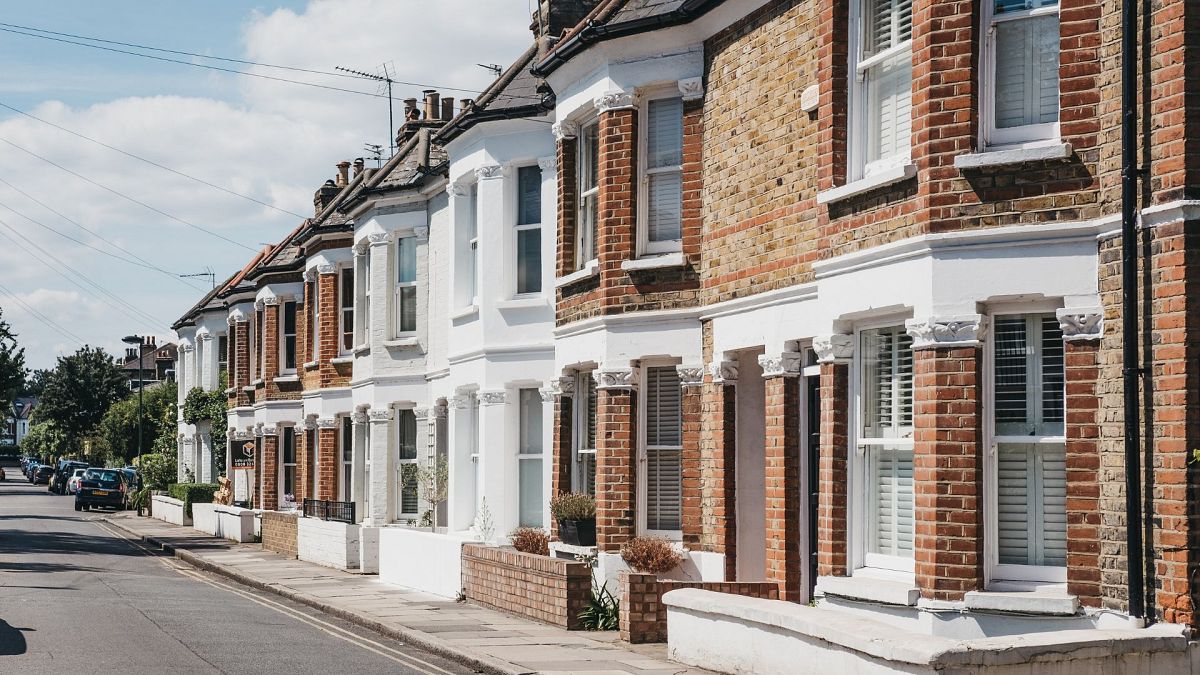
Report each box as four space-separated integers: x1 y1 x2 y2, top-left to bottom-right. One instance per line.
0 137 257 252
0 278 86 345
0 100 307 220
0 176 205 291
0 198 157 270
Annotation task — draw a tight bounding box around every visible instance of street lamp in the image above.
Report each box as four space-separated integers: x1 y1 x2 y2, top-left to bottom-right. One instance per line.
122 335 145 472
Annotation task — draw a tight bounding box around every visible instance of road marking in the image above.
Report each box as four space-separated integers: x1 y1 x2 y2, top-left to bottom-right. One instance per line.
91 521 459 675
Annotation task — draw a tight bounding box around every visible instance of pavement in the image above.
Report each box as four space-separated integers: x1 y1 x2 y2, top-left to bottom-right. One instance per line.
100 505 705 675
0 472 474 674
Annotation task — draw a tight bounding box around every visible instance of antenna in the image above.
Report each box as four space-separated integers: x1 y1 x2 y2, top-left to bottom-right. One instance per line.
180 267 215 289
363 143 384 169
337 64 396 156
477 63 502 77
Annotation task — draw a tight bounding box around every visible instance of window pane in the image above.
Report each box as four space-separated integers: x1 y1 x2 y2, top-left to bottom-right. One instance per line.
341 417 352 462
398 286 417 333
647 98 683 169
995 0 1057 14
397 238 416 284
578 193 597 264
519 459 543 527
647 171 682 242
997 443 1066 566
646 367 681 446
867 55 912 169
646 447 682 531
517 166 542 226
994 15 1059 129
1040 316 1065 429
580 124 598 192
398 410 417 460
870 446 914 557
864 0 913 56
584 374 597 450
519 389 542 456
861 327 913 438
994 314 1064 436
282 428 295 464
516 228 542 294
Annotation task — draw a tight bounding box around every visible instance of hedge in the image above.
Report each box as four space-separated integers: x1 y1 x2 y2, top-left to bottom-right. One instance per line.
168 483 219 518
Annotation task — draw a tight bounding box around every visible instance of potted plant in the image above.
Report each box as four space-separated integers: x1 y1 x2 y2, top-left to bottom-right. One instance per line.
551 491 597 546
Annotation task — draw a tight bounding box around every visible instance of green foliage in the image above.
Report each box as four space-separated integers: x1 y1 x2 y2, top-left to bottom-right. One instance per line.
21 421 67 460
182 380 229 475
34 346 126 455
22 368 49 398
168 483 218 517
97 381 178 466
578 581 620 631
403 454 449 529
130 486 151 512
550 491 597 521
0 308 26 415
135 452 177 490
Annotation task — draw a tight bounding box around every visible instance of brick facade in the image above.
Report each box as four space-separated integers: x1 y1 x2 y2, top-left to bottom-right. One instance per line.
817 361 849 578
1065 339 1101 608
461 545 591 629
596 386 636 551
619 572 779 644
700 379 738 581
261 433 278 511
763 374 803 601
680 383 703 547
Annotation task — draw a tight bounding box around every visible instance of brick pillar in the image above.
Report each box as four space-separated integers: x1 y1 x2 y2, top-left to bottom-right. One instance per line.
596 98 636 309
252 433 263 509
910 318 984 602
317 270 340 387
760 353 803 602
317 422 337 501
296 424 313 504
551 378 574 539
261 428 279 511
680 366 704 547
554 131 578 279
702 363 738 581
596 369 636 552
1062 327 1101 608
817 354 850 578
232 317 250 407
262 299 280 384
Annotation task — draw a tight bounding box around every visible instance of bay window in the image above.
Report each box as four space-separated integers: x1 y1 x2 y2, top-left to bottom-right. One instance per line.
515 166 542 295
395 236 417 335
642 366 682 536
576 122 599 269
859 326 914 571
851 0 913 179
640 96 684 255
991 314 1066 580
573 372 597 496
396 409 418 519
983 0 1060 147
339 267 354 354
281 301 297 373
518 388 543 527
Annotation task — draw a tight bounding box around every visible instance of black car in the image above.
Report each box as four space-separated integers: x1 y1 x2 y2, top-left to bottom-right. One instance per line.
52 460 88 494
75 469 127 511
31 465 53 485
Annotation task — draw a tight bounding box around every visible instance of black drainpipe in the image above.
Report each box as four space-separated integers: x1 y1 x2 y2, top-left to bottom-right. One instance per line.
1121 0 1145 625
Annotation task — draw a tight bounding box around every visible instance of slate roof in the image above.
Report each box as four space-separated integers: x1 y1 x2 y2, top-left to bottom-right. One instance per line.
437 43 550 144
610 0 687 22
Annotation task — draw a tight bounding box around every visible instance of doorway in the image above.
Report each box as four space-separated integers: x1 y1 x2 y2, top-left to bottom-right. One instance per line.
735 350 766 581
802 362 821 602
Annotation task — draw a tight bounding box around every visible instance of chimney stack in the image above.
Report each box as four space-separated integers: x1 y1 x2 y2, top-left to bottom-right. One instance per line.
403 98 419 119
531 0 600 39
353 158 365 178
336 161 351 187
423 90 440 120
441 96 456 121
313 179 341 215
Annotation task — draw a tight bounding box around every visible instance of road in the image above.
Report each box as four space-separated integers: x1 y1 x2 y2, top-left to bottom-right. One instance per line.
0 468 475 674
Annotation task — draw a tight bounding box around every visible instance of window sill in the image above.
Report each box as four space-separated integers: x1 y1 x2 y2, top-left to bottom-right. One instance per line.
383 337 421 349
330 356 353 365
496 296 549 310
353 344 371 356
816 164 917 205
450 304 478 321
251 379 264 387
274 374 300 384
303 361 318 371
555 259 599 288
622 251 686 272
224 387 236 395
549 541 597 559
964 583 1078 616
241 385 255 393
954 142 1072 170
816 574 919 607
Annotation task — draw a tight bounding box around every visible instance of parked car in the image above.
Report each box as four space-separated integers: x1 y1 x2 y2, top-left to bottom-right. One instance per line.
51 460 88 494
66 468 88 494
31 465 53 485
75 468 127 512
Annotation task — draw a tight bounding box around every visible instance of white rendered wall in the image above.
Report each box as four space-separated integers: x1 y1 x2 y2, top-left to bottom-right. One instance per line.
297 517 361 570
152 495 190 526
378 528 477 598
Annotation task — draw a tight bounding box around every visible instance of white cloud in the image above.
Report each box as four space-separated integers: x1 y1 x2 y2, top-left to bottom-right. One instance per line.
0 0 533 369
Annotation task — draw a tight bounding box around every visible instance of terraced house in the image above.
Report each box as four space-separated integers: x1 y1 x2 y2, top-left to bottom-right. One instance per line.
173 0 1200 671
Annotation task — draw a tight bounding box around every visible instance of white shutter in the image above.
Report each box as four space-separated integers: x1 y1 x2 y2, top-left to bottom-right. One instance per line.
995 15 1060 129
997 443 1066 566
867 56 913 170
1039 316 1065 429
646 367 682 446
864 0 912 56
646 97 683 243
872 448 914 556
863 327 913 438
645 367 683 532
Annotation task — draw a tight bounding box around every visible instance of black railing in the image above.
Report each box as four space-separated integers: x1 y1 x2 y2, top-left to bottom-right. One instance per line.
303 498 355 524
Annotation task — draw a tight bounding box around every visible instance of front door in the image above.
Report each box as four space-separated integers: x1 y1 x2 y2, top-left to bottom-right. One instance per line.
804 371 821 601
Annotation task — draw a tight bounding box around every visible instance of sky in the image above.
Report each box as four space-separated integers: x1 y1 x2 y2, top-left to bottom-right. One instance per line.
0 0 535 370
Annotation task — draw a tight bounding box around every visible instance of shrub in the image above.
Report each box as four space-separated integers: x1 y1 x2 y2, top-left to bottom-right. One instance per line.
510 527 550 556
579 581 619 630
620 537 684 575
168 482 218 518
549 492 596 521
135 452 177 490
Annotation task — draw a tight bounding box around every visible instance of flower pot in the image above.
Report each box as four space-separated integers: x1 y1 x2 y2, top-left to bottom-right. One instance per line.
557 518 596 546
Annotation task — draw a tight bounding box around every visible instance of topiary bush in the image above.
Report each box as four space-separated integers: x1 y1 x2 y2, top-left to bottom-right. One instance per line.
168 482 218 518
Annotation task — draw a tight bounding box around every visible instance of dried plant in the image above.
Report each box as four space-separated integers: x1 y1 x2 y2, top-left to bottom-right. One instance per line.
620 536 684 575
549 491 596 521
509 527 550 556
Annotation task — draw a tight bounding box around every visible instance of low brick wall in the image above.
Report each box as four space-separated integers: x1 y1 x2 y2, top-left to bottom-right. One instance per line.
620 572 780 643
462 544 591 629
261 511 298 559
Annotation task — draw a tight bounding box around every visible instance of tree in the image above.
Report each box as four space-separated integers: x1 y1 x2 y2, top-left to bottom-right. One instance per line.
22 369 50 398
21 421 66 462
0 308 27 413
35 346 126 455
182 373 229 477
98 381 177 466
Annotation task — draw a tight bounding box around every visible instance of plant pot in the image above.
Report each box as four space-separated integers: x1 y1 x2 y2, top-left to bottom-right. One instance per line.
557 518 596 547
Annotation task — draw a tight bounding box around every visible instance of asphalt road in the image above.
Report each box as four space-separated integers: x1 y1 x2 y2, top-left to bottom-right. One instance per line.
0 467 475 674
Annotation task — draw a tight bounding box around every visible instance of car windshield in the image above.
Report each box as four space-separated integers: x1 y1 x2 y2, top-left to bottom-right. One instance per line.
72 469 86 477
85 469 121 485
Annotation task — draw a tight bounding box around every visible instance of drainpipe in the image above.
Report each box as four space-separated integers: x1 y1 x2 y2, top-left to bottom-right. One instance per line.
1120 0 1145 627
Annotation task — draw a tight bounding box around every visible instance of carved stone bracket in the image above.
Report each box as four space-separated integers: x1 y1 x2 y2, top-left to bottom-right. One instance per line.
303 418 317 430
905 314 988 350
551 120 578 141
758 352 803 378
368 409 393 423
450 394 474 409
367 232 390 246
352 410 369 425
538 155 557 172
709 360 738 385
594 367 636 390
478 390 507 406
813 334 854 364
413 224 429 240
475 164 503 181
261 425 279 436
447 182 468 198
557 375 577 397
1057 308 1103 342
539 387 557 403
315 418 338 429
317 263 336 276
678 77 704 102
676 365 705 388
594 90 635 113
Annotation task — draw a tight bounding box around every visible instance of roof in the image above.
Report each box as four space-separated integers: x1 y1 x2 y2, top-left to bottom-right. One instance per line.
436 43 552 144
122 342 176 373
530 0 727 77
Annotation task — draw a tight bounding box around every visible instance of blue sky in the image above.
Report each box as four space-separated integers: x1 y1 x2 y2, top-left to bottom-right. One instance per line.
0 1 532 369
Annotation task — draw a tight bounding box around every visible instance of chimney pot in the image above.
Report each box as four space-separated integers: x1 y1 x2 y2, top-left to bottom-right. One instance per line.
336 161 351 187
461 99 474 112
441 97 456 120
353 158 365 177
424 90 440 120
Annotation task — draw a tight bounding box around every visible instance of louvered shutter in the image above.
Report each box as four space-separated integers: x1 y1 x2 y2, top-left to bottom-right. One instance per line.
995 315 1064 436
997 444 1067 566
646 98 683 242
645 367 682 532
994 14 1059 129
868 57 912 170
873 448 914 556
863 327 913 439
863 0 912 56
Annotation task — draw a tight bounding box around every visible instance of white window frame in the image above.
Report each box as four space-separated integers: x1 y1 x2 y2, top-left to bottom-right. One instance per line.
217 333 228 383
396 408 419 520
575 120 600 270
279 426 297 508
637 90 685 257
309 279 319 363
848 0 914 181
517 388 544 528
984 304 1068 585
356 252 371 348
338 267 354 355
572 371 597 496
467 183 479 306
850 320 916 576
393 235 418 337
280 300 297 374
250 309 261 380
980 1 1061 149
339 416 353 502
637 362 683 540
513 164 543 297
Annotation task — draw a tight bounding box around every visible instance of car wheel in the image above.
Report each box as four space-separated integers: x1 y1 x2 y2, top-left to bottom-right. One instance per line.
74 503 82 512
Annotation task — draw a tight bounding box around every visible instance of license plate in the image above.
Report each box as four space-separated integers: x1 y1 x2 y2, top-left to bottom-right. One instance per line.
93 490 108 496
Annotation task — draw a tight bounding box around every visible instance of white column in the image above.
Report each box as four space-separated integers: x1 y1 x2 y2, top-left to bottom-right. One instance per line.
447 394 476 533
365 408 394 526
474 165 505 303
539 383 557 531
477 389 510 542
367 232 390 350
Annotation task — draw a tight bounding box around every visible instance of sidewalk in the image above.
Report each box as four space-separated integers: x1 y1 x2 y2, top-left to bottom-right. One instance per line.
103 512 703 675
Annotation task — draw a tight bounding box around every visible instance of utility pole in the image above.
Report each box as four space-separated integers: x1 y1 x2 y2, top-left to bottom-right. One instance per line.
337 64 396 157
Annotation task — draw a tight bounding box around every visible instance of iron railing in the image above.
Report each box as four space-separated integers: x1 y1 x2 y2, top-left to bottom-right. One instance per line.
303 498 355 524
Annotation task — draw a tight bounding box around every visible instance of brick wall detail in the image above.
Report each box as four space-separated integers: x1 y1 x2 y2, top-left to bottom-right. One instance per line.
262 511 298 559
596 386 636 551
818 361 849 577
764 375 803 601
619 572 779 643
461 545 591 629
1065 340 1101 608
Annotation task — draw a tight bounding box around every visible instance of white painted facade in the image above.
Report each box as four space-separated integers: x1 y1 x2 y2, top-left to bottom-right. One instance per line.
175 306 229 483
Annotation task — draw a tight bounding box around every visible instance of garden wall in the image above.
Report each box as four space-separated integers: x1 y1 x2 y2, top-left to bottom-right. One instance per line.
261 511 298 559
619 572 779 643
462 544 591 629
